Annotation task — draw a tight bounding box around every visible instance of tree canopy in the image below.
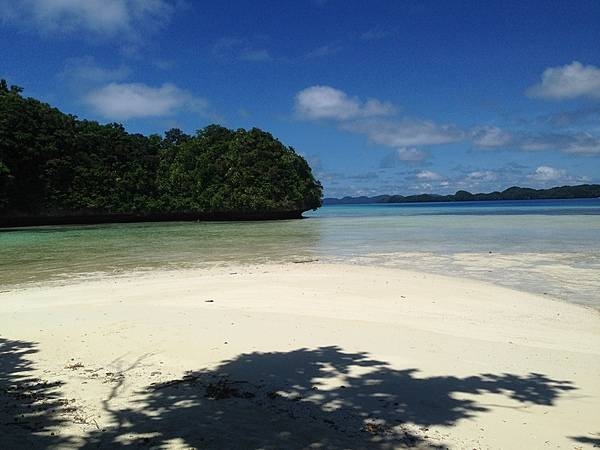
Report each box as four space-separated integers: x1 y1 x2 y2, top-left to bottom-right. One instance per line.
0 81 322 226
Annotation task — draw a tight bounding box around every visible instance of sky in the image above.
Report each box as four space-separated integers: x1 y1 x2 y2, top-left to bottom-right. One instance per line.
1 0 600 197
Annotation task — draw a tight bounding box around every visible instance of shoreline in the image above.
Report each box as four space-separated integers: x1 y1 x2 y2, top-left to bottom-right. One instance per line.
1 263 599 449
2 254 598 312
0 209 309 228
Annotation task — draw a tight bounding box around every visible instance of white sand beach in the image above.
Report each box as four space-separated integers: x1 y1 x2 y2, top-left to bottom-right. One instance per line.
1 263 599 449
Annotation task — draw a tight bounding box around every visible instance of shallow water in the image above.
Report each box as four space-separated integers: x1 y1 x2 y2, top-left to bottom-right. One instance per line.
1 199 599 307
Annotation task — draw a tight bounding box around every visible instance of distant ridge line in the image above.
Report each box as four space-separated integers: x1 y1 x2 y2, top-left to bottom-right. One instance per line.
323 184 600 205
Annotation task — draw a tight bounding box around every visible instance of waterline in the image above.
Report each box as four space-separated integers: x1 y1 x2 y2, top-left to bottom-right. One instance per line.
2 199 599 307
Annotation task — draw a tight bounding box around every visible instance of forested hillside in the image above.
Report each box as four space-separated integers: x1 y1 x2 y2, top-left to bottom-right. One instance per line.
324 185 600 204
0 80 322 226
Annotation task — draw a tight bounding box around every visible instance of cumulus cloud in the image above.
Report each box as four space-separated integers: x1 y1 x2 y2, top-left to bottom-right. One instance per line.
529 166 567 181
294 84 470 173
85 82 208 120
471 126 512 148
294 84 600 163
527 61 600 100
295 86 394 120
345 118 464 147
527 166 589 186
0 0 175 39
456 163 590 193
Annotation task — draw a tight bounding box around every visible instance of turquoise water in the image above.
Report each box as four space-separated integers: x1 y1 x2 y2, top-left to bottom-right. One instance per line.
307 201 600 254
314 198 600 218
1 199 599 306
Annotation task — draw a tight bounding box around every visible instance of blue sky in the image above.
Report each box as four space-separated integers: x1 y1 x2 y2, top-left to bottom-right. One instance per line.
1 0 600 197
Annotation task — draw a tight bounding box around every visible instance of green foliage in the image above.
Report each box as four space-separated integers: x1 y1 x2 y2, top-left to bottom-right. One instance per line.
0 80 322 223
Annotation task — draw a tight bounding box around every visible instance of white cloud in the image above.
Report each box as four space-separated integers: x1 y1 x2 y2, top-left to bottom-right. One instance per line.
295 85 467 153
562 133 600 155
396 147 427 162
295 86 394 120
519 132 600 155
292 85 596 160
379 147 428 168
527 61 600 100
467 170 497 182
527 165 590 184
529 166 567 181
416 170 443 181
471 126 512 148
85 82 208 120
345 118 464 147
0 0 174 39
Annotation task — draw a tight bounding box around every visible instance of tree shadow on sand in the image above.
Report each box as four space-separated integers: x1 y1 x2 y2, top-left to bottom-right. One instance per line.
0 337 76 449
570 434 600 447
82 345 576 449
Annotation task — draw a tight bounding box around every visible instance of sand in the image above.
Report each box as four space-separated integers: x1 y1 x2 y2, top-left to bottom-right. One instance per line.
1 263 599 449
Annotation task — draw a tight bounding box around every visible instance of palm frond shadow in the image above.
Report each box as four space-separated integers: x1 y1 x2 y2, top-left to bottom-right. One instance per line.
82 345 576 449
0 337 75 449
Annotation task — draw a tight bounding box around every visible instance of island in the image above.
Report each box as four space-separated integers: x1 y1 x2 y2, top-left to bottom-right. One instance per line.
324 184 600 205
0 80 322 227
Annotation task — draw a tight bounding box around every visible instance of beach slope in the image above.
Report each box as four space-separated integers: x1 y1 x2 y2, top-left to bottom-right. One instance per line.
1 263 598 449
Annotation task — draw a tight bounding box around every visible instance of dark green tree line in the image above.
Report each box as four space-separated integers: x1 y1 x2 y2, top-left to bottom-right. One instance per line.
0 81 322 225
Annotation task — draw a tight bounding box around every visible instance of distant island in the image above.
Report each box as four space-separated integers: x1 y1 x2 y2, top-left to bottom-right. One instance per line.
324 184 600 205
0 81 322 227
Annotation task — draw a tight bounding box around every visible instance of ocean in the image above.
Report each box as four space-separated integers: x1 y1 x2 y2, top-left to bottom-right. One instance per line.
1 198 599 307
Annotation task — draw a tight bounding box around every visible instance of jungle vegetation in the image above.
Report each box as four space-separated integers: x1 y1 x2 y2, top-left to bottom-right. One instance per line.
0 80 322 226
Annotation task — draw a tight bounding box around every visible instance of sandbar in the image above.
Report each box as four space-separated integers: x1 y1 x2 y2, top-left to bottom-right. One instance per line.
1 263 599 449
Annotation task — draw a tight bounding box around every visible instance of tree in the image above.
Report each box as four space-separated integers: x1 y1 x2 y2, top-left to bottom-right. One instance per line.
0 81 322 226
